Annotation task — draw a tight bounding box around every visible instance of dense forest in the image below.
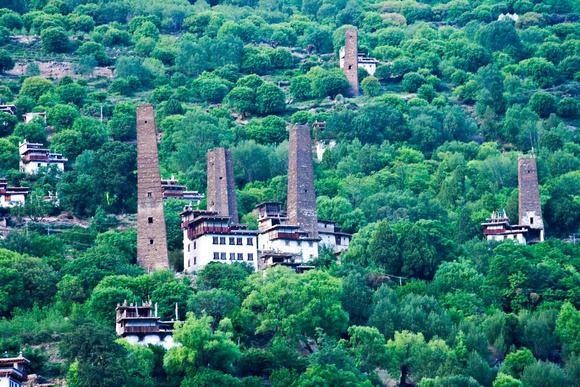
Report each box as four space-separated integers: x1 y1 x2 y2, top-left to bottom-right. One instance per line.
1 0 580 385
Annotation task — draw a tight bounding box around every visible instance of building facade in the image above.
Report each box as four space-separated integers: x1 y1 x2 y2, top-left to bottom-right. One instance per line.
116 302 177 350
0 179 28 208
207 148 239 224
181 207 258 273
318 220 351 253
19 140 67 175
161 176 205 204
339 49 380 76
0 353 29 387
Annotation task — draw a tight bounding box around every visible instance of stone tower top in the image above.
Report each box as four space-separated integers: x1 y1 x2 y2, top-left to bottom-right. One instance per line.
206 148 239 224
343 29 359 96
518 155 544 231
287 124 318 238
136 104 169 272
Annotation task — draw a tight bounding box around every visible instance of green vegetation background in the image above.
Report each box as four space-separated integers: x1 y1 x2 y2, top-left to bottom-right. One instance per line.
1 0 580 385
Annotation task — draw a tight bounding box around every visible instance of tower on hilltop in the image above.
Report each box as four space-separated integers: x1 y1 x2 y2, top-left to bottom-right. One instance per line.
287 124 318 238
206 148 239 224
343 29 359 96
136 104 169 271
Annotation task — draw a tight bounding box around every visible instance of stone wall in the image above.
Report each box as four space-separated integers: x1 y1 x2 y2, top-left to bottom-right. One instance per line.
136 104 169 271
343 29 359 96
206 148 239 223
518 156 544 230
287 124 318 238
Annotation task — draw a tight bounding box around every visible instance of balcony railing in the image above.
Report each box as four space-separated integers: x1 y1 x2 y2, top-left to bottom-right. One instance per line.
23 155 49 162
270 232 299 240
187 226 231 239
121 325 159 334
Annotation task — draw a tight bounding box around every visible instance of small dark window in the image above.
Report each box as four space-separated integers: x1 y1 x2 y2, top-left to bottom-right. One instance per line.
248 253 254 261
309 241 313 247
530 217 534 224
220 252 226 260
247 238 253 246
193 241 196 249
237 237 243 245
213 237 219 245
213 252 219 260
147 192 152 198
188 259 190 267
149 239 154 245
188 244 190 252
230 253 235 260
148 217 153 224
194 257 197 265
238 253 243 260
348 65 352 70
229 237 235 245
220 237 226 245
144 120 148 123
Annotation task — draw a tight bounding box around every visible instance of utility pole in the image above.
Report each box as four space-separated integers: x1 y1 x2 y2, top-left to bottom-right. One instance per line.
100 105 103 123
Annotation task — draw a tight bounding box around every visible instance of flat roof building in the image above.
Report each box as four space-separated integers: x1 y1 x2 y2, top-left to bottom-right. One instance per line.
19 140 67 175
0 179 29 209
0 352 30 387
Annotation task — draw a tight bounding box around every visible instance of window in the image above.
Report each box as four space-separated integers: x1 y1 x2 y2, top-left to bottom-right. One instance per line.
188 259 190 267
229 237 235 245
297 241 302 246
214 252 219 260
147 192 152 198
213 237 218 245
149 239 154 245
238 253 243 260
530 217 534 224
310 254 313 259
230 253 235 260
194 257 197 265
5 194 10 201
220 252 226 260
309 241 313 247
247 238 253 245
188 244 190 252
285 240 290 246
237 237 243 245
193 241 196 249
248 253 254 261
220 237 226 245
148 217 153 224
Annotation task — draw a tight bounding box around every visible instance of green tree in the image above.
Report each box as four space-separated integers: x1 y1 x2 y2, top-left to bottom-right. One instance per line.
361 76 381 96
0 138 19 173
256 83 285 115
20 77 54 101
290 75 312 101
47 104 80 132
477 21 522 54
225 87 256 117
529 92 557 118
368 221 402 274
501 348 535 378
0 49 14 73
556 302 580 355
164 313 240 379
107 103 136 141
246 115 287 144
41 26 69 53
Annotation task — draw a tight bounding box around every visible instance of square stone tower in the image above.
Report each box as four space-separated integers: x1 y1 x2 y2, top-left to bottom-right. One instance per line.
343 29 359 96
137 104 169 272
206 148 239 224
518 155 544 232
287 124 318 238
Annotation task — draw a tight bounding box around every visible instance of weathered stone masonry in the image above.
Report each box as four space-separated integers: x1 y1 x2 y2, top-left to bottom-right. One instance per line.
518 156 544 230
136 104 169 271
343 28 359 96
207 148 239 224
287 124 318 238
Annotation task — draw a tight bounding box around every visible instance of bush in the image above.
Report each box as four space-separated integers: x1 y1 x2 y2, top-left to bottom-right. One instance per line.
290 76 312 101
41 27 69 53
557 97 579 118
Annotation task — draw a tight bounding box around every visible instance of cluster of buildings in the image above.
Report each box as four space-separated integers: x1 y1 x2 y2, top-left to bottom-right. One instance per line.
135 105 351 274
339 29 380 96
481 155 544 245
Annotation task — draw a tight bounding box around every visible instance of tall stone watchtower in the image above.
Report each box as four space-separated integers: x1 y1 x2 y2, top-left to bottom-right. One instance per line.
287 124 318 238
343 29 359 96
136 104 169 271
518 155 544 238
206 148 239 224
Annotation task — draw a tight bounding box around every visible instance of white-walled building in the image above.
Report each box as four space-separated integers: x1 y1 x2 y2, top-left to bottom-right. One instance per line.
318 220 351 253
339 48 380 76
161 176 205 204
22 112 46 124
481 212 532 245
116 302 178 350
181 207 258 273
19 140 67 175
0 353 29 387
0 179 28 208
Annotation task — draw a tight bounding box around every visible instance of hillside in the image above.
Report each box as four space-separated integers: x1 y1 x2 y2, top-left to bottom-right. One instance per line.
1 0 580 386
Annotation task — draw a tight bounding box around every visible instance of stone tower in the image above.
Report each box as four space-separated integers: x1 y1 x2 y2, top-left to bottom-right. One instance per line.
518 155 544 233
136 104 169 272
287 124 318 238
207 148 239 224
343 29 359 96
